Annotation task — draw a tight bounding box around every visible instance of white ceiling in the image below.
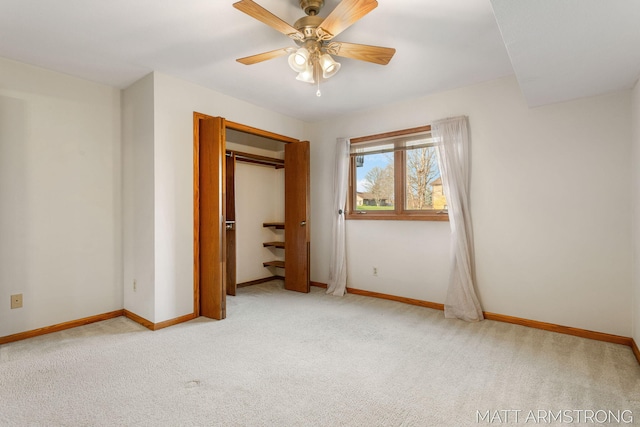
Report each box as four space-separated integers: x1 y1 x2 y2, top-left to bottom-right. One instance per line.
0 0 638 122
491 0 640 107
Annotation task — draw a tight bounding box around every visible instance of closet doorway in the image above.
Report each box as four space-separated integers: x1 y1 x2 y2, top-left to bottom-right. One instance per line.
194 113 310 320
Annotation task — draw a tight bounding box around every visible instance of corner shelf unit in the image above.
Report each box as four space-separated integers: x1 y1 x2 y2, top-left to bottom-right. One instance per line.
263 222 285 274
263 241 285 249
262 222 284 229
263 260 285 268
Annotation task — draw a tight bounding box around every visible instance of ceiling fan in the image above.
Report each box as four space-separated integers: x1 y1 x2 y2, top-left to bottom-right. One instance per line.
233 0 396 96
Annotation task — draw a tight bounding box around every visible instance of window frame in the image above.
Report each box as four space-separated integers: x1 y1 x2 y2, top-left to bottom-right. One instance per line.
346 125 449 222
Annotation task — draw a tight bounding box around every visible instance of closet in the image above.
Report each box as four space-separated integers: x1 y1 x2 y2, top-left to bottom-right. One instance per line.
195 114 310 320
226 130 286 293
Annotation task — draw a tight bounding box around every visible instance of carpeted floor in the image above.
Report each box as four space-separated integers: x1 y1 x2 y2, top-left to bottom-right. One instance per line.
1 281 639 426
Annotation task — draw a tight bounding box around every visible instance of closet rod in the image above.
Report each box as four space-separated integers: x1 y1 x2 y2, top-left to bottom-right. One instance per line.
227 150 284 169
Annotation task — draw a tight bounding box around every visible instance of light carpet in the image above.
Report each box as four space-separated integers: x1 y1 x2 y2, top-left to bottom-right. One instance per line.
1 282 639 426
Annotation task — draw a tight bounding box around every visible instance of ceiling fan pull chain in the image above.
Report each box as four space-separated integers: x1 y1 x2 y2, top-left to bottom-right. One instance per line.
315 57 322 97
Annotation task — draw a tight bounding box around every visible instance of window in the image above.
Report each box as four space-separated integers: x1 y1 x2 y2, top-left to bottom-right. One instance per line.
347 125 448 221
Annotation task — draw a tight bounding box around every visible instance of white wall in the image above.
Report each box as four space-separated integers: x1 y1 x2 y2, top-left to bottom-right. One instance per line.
122 73 156 322
308 76 633 336
147 72 305 322
2 59 634 339
0 57 122 336
632 77 640 344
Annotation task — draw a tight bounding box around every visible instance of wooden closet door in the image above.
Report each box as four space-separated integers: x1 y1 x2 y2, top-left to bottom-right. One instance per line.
199 116 227 319
225 153 237 296
284 141 310 293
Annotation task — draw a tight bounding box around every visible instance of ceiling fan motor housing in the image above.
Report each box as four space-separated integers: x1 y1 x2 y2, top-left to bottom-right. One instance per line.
293 15 325 44
299 0 324 16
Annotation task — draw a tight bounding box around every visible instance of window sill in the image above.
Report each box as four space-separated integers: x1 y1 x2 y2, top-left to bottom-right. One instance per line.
346 212 449 222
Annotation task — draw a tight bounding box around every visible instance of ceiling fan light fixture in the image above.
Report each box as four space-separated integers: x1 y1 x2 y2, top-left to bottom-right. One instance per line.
319 53 341 79
295 65 315 83
288 48 310 73
234 0 396 95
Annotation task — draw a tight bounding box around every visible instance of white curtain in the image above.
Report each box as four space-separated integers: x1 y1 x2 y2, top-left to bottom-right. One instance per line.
432 116 483 321
327 138 350 296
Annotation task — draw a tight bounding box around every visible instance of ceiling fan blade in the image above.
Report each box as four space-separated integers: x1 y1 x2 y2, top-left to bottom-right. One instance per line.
237 48 293 65
327 42 395 65
318 0 378 40
233 0 303 40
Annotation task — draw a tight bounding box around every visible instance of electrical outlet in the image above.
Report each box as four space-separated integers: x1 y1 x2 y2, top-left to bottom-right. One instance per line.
373 267 378 277
11 294 23 309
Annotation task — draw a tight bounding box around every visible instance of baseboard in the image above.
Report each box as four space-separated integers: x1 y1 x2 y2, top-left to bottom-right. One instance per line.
123 310 154 330
0 309 124 345
632 339 640 365
123 310 196 331
237 275 284 288
346 288 445 311
0 309 198 345
311 281 637 359
311 282 444 310
310 281 327 289
154 313 197 330
482 312 632 347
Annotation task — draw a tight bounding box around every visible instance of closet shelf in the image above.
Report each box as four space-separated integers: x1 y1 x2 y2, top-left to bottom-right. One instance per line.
263 260 285 268
227 150 284 169
263 241 285 248
263 221 284 276
263 222 284 229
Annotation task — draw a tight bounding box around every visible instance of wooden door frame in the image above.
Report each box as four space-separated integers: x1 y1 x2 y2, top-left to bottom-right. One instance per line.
193 114 301 317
